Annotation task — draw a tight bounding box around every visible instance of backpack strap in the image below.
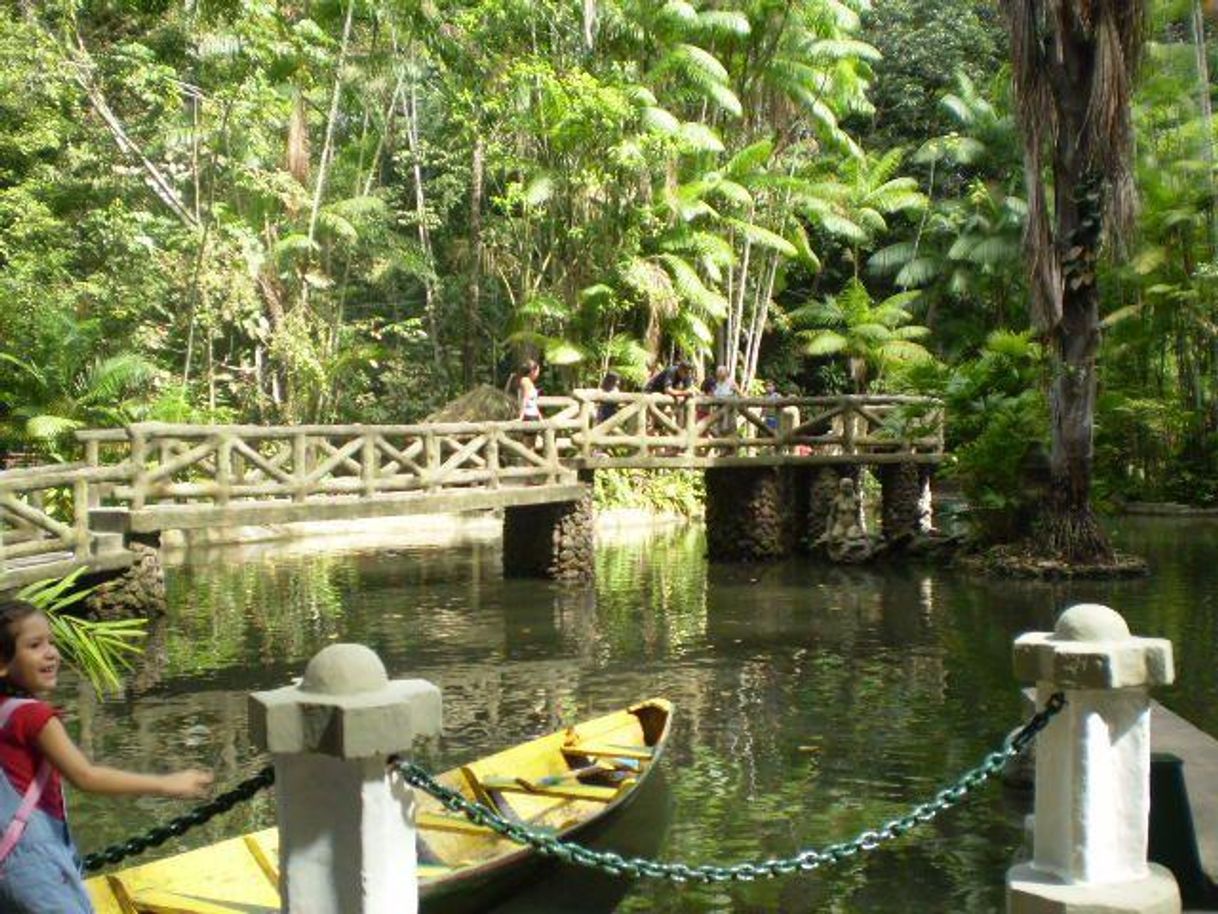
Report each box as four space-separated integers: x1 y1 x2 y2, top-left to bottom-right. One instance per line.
0 698 54 866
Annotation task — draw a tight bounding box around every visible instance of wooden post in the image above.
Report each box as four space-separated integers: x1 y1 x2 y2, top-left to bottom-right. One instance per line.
486 431 500 489
842 399 856 457
579 398 594 460
293 432 308 503
84 439 101 509
130 426 148 511
216 434 233 507
636 399 649 458
73 478 89 560
361 433 376 499
543 427 558 484
684 399 698 458
424 432 440 491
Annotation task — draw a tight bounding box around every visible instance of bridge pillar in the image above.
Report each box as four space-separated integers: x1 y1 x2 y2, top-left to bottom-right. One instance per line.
502 485 595 582
704 467 799 561
84 538 167 619
879 462 931 544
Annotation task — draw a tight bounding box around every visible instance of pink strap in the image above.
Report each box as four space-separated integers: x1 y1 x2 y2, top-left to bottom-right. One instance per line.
0 698 50 865
0 761 51 864
0 697 32 731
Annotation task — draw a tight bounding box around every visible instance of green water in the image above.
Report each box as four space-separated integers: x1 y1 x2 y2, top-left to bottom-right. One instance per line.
62 516 1217 913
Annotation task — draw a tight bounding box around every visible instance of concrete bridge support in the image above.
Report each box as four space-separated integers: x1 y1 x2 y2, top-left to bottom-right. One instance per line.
704 467 804 562
879 463 932 544
82 537 167 620
502 487 595 582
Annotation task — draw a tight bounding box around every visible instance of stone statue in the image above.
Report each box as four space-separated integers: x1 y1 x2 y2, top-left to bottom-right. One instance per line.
820 476 875 563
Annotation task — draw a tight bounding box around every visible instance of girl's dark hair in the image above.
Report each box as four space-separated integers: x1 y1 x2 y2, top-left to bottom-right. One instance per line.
0 599 41 662
600 371 620 391
508 359 539 395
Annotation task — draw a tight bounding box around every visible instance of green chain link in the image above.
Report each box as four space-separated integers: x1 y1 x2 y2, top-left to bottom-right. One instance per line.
80 692 1066 882
82 766 275 874
397 692 1066 883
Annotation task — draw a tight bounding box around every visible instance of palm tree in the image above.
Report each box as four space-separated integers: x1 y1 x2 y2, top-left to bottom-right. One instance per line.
790 278 933 391
1004 0 1146 561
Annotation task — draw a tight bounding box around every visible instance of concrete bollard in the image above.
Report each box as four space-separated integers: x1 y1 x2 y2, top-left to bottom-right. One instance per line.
1007 604 1181 914
250 643 442 914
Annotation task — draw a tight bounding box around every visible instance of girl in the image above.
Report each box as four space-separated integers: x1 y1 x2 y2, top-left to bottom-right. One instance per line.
0 599 213 913
513 359 542 421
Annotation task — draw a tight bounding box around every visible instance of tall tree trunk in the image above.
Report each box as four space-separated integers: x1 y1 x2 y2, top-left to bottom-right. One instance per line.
465 136 484 390
1044 132 1112 561
1191 0 1217 254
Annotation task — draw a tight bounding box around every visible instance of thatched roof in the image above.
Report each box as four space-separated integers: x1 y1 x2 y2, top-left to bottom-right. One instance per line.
425 385 517 422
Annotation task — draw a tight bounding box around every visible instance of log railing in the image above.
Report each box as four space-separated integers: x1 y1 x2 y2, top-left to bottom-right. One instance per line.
565 391 944 463
0 461 132 579
1 393 943 583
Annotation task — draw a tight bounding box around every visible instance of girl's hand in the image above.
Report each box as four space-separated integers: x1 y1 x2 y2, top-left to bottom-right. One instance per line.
161 769 214 799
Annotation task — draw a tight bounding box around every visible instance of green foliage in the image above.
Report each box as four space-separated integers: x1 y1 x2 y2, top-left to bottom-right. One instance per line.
17 571 147 696
899 330 1049 541
790 277 933 391
593 468 705 518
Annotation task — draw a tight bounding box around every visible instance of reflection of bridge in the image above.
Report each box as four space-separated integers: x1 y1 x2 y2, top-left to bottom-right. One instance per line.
0 392 943 591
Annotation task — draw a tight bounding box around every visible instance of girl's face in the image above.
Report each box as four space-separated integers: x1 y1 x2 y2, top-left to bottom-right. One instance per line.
0 613 60 694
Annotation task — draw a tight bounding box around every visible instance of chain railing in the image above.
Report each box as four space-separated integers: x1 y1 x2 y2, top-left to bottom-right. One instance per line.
397 692 1066 883
80 693 1065 881
81 765 275 873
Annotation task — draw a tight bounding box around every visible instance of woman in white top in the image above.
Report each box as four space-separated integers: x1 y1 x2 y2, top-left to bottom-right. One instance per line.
711 365 738 437
514 359 542 420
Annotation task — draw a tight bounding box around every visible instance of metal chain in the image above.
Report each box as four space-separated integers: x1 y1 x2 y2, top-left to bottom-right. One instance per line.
397 692 1066 883
82 766 275 873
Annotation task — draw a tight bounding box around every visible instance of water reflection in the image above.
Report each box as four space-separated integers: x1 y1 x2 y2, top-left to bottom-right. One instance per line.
60 516 1218 913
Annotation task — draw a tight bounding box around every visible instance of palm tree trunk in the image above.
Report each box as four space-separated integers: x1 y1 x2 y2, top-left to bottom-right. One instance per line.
1043 161 1111 561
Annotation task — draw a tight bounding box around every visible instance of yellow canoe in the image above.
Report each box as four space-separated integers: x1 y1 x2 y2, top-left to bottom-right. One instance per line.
86 698 673 914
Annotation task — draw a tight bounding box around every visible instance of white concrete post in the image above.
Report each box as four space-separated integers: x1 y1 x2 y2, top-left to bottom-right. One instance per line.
1007 604 1180 914
250 644 442 914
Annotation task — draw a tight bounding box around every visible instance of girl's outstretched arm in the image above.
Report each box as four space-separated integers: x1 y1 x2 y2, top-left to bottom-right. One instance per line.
36 718 213 798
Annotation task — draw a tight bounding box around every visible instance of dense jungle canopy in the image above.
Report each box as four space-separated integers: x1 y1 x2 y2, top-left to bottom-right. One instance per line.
2 0 1218 556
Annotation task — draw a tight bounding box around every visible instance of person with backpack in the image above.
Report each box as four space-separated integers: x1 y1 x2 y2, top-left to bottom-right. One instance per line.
0 598 213 913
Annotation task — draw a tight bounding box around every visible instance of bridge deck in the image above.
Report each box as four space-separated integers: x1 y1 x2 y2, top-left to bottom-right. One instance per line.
3 392 944 584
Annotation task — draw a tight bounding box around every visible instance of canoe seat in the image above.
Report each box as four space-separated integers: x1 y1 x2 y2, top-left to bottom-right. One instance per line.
417 811 497 836
561 742 653 762
480 775 621 803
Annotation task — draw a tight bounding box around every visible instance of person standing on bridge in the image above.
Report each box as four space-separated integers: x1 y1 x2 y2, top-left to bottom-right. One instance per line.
512 359 542 422
0 599 213 914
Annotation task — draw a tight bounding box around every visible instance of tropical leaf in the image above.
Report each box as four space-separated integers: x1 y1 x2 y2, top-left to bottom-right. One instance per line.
724 218 798 256
800 330 849 356
679 122 725 153
694 10 751 36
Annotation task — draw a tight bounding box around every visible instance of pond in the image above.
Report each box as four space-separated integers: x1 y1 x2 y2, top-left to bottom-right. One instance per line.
64 515 1217 913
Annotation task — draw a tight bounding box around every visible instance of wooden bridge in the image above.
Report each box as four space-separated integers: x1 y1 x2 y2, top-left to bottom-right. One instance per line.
0 392 943 590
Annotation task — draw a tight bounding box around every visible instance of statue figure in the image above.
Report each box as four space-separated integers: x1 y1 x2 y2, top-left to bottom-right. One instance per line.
821 476 875 563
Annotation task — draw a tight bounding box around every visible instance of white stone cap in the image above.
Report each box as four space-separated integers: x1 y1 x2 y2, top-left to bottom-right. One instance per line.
249 643 442 758
1013 604 1174 690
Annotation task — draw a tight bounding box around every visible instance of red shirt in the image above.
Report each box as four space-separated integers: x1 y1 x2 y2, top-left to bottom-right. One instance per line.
0 697 66 820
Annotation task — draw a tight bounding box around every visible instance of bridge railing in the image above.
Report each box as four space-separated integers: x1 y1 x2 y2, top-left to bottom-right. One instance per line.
563 391 944 462
0 461 133 575
100 420 584 512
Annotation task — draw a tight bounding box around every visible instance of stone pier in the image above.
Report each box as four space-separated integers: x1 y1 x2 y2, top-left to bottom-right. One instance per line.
704 467 803 561
502 486 595 581
879 463 932 544
83 539 167 619
1007 604 1180 914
